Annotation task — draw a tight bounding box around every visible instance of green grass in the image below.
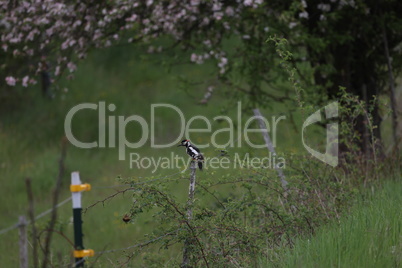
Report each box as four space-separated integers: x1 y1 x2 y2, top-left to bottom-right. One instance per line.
0 44 304 266
1 42 400 266
270 179 402 268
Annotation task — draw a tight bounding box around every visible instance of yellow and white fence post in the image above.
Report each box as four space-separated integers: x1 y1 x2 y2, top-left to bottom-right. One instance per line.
70 172 94 267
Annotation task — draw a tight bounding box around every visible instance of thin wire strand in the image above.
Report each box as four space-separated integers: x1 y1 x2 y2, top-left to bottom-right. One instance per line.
0 169 187 235
92 168 187 189
35 196 72 220
63 231 180 267
0 196 72 235
0 223 19 235
72 258 85 267
97 228 182 254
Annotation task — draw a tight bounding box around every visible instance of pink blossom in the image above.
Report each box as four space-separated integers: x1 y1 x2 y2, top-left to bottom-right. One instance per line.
225 7 235 16
78 37 85 48
22 76 29 87
9 37 21 43
244 0 253 7
190 53 197 62
84 23 91 31
55 66 61 76
67 62 76 72
299 11 309 19
317 3 331 12
190 0 200 6
212 2 222 12
73 20 82 28
289 22 298 29
213 12 223 20
61 40 69 50
5 76 16 86
203 40 212 48
126 14 138 22
218 57 228 67
0 0 284 89
46 28 53 36
38 18 49 25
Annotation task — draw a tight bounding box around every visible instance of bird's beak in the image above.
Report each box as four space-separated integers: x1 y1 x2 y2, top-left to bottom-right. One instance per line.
177 144 183 147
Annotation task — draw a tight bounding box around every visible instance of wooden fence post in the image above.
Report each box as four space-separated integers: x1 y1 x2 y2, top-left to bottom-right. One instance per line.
382 26 398 146
42 137 67 268
25 178 39 268
181 161 197 267
18 216 28 268
253 109 288 191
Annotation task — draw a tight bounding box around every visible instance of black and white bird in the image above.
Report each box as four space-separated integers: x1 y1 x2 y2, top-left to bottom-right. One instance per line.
178 139 204 170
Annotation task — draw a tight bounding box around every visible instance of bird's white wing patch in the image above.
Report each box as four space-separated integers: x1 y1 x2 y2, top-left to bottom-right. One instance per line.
189 147 199 156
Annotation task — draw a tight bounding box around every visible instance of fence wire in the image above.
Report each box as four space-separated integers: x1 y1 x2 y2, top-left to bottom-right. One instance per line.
97 228 182 254
1 169 188 267
92 169 187 189
67 229 181 267
0 169 187 235
0 196 72 235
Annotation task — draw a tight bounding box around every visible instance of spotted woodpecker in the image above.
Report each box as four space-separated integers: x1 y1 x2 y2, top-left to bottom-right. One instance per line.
178 139 204 170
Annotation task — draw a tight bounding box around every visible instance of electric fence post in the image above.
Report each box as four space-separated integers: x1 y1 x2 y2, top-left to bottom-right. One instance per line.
70 172 94 267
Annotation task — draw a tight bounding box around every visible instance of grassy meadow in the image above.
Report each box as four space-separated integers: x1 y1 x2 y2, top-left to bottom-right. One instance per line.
0 44 304 266
272 179 402 268
0 43 400 267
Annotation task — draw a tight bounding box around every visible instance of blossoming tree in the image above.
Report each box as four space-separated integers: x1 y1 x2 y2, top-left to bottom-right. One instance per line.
1 0 402 151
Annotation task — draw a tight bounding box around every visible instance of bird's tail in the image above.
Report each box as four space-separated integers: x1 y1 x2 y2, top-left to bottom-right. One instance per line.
197 154 204 171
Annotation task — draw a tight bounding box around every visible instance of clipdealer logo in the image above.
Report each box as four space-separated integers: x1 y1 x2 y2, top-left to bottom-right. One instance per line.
64 101 338 168
302 102 338 167
64 102 286 160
